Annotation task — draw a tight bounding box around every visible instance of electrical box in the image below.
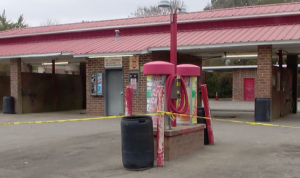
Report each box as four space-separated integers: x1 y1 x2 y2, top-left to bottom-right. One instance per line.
128 72 139 94
171 76 181 99
90 73 103 96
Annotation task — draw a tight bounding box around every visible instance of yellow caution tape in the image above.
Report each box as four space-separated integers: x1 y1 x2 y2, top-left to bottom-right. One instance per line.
0 115 123 126
1 111 300 129
157 111 300 129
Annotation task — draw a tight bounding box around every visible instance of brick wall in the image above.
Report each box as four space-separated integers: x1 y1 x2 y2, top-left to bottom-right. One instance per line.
86 54 153 116
124 54 152 114
10 58 22 114
232 69 257 101
86 52 202 116
154 125 205 161
86 59 105 116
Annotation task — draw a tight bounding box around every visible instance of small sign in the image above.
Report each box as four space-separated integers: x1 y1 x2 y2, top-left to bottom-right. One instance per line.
104 57 122 68
129 72 139 94
129 55 139 70
140 66 143 72
131 78 137 89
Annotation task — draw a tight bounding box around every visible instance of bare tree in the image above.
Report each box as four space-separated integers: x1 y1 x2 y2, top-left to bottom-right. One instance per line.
205 0 300 10
40 18 59 26
130 0 187 17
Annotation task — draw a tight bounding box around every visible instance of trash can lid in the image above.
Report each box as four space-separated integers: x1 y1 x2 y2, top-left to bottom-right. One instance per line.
177 64 201 76
143 61 175 75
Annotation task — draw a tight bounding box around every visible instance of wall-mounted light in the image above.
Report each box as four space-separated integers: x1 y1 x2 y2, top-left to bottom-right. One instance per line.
225 54 258 58
42 62 69 66
88 55 133 59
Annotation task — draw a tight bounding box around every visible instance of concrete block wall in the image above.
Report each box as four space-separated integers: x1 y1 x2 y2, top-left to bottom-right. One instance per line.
232 69 257 101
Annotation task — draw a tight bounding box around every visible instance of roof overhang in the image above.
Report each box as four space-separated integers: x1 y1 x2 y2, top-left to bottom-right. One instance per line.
149 40 300 52
73 50 149 59
0 52 72 59
202 64 300 72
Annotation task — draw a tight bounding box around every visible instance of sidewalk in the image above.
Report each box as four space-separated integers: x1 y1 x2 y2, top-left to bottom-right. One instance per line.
208 100 300 113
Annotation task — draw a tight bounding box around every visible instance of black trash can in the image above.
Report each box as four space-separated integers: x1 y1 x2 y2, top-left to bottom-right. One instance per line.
197 107 209 145
2 96 15 114
121 116 154 171
255 98 271 122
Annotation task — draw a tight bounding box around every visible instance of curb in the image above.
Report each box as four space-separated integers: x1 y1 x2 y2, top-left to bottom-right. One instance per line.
210 109 254 113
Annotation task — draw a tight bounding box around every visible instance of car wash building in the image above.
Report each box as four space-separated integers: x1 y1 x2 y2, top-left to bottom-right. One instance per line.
0 2 299 122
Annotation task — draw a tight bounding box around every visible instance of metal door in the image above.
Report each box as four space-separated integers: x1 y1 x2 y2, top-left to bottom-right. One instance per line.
106 69 124 116
244 78 255 101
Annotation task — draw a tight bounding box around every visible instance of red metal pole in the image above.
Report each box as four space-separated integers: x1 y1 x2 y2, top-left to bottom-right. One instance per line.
125 86 133 116
52 60 56 111
157 86 164 166
170 10 178 127
170 12 177 72
201 84 215 145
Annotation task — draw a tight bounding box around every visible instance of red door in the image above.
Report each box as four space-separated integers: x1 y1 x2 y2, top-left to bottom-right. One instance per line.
244 78 255 101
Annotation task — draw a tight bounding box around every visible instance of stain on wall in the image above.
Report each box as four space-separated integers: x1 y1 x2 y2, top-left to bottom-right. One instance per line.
22 73 83 114
0 76 10 110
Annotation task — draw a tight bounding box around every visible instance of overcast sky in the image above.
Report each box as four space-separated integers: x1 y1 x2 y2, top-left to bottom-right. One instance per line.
2 0 210 27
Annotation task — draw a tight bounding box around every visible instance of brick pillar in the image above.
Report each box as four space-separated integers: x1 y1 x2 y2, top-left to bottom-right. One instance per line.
10 58 22 114
86 58 104 116
255 45 273 121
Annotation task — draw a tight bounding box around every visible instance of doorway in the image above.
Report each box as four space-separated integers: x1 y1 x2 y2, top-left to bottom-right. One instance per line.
105 69 124 116
244 78 255 101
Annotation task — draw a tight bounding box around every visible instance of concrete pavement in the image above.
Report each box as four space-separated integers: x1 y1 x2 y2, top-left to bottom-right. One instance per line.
209 100 300 112
1 111 300 178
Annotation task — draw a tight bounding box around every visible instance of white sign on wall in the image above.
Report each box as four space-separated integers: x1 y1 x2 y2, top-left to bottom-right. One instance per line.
104 57 122 68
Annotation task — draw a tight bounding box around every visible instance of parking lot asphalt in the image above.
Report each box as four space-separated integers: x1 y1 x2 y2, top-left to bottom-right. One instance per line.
1 110 300 178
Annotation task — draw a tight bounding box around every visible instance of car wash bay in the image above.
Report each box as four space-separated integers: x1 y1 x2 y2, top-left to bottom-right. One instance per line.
201 51 299 121
0 56 86 114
